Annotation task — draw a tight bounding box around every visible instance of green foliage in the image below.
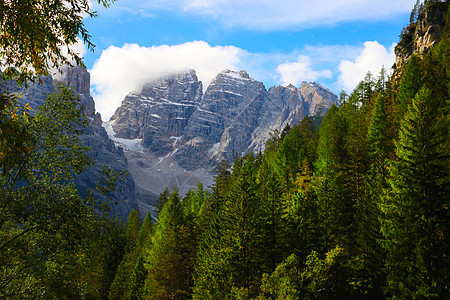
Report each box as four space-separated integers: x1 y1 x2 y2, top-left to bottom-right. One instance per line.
0 87 126 299
0 0 115 84
120 34 448 299
300 246 348 299
274 117 317 190
108 209 142 299
111 6 449 299
397 55 423 118
380 86 449 298
259 254 301 300
143 190 192 299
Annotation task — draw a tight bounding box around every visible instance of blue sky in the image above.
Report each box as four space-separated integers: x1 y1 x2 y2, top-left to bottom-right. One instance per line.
80 0 414 120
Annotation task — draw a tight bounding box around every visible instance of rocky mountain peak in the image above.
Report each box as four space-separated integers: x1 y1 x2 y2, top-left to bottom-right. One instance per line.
107 69 339 214
55 66 95 116
300 81 338 116
286 84 297 91
212 69 256 85
239 70 250 79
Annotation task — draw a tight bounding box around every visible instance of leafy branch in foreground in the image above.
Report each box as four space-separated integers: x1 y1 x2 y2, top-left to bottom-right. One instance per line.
0 87 126 299
0 0 115 84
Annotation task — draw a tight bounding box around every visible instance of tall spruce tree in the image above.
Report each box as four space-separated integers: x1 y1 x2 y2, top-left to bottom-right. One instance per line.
380 87 449 298
397 55 422 119
143 190 193 299
109 209 142 299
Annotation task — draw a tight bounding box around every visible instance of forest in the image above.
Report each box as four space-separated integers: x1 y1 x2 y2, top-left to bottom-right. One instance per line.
0 0 449 299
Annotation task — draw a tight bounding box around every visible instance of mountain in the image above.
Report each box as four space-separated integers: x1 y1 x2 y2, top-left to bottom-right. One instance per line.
4 67 138 219
4 66 338 219
107 69 338 214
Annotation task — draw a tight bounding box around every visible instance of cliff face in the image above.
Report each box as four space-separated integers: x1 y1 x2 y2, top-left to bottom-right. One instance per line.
175 70 268 169
395 1 448 67
109 70 202 155
6 67 138 219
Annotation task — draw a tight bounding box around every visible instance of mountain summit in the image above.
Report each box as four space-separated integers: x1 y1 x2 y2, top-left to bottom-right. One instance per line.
106 69 338 212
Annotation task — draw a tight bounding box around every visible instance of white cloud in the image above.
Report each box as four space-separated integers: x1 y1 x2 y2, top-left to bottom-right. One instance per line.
102 0 412 30
276 55 332 86
90 41 245 120
338 41 396 92
89 40 399 120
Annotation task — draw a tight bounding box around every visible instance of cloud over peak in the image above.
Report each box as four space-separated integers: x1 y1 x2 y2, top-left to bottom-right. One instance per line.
277 55 332 86
90 41 245 120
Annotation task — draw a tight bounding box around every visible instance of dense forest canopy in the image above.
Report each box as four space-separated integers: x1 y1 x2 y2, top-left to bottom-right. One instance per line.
112 2 448 299
0 0 448 299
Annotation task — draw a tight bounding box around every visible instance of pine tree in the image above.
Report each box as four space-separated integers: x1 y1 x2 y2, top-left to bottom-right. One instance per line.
221 154 263 297
257 160 286 272
352 93 390 297
285 159 322 262
127 256 148 300
156 187 170 214
380 87 449 298
193 162 232 299
137 211 153 251
109 209 142 299
315 105 355 251
397 55 422 119
143 190 191 299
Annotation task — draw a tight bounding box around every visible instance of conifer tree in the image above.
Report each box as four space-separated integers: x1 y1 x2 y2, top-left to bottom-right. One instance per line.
193 162 232 299
144 190 192 299
285 159 321 261
257 160 286 272
380 87 449 298
397 55 422 119
137 211 153 250
221 154 263 297
315 105 354 251
352 93 390 297
109 209 142 299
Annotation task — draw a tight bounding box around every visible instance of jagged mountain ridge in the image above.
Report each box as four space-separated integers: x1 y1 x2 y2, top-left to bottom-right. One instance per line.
107 69 338 206
110 69 338 170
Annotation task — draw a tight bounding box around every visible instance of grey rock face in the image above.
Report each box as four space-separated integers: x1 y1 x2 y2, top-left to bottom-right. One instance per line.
175 70 267 169
109 70 202 155
300 81 339 117
248 84 307 153
57 66 96 116
77 118 136 218
395 2 447 68
2 67 137 219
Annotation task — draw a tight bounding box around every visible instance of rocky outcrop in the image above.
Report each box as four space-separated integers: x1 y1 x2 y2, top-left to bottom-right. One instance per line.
57 66 95 116
248 84 306 153
395 1 448 67
300 81 338 117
